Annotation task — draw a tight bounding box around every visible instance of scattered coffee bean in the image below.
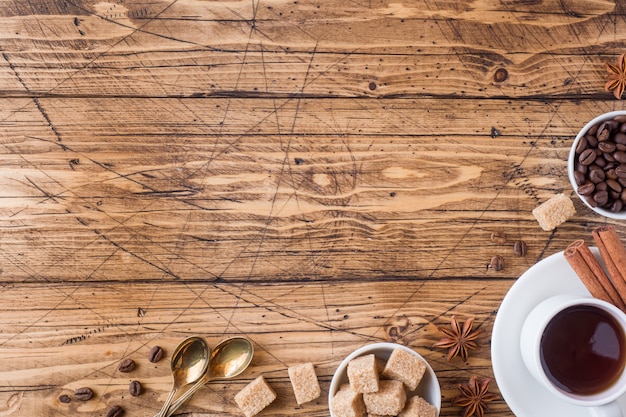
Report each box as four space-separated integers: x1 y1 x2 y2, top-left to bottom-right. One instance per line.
490 231 506 244
148 345 164 363
489 255 504 271
129 380 143 397
59 394 71 403
74 387 93 401
106 405 125 417
572 115 626 212
513 240 528 257
118 358 136 373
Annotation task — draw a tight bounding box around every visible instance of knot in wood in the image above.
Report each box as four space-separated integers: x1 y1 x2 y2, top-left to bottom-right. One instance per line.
493 68 508 83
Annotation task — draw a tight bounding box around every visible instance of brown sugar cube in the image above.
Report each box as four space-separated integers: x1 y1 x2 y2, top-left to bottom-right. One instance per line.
331 383 366 417
532 193 576 231
234 376 277 417
288 362 321 405
347 354 379 393
398 396 437 417
381 348 426 391
363 380 406 416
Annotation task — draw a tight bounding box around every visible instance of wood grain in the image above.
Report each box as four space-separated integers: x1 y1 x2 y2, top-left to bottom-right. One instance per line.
1 0 626 416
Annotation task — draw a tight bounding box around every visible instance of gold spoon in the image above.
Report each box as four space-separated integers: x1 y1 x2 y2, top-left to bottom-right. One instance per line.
154 336 211 417
160 336 254 417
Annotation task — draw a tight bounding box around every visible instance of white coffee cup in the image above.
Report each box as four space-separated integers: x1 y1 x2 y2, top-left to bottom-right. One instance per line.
520 294 626 417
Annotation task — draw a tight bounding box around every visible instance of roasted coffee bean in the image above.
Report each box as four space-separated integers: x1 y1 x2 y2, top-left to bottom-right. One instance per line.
597 181 608 191
489 255 504 271
585 195 598 207
575 135 589 153
607 168 618 180
599 141 617 153
118 358 136 373
611 200 624 212
616 151 626 163
129 380 143 397
573 170 586 185
617 165 626 178
74 387 93 401
59 394 71 404
594 190 609 206
578 182 595 196
611 190 621 200
579 148 597 165
106 405 124 417
589 165 606 183
617 132 626 143
607 179 623 192
597 122 612 141
148 345 164 363
513 240 527 257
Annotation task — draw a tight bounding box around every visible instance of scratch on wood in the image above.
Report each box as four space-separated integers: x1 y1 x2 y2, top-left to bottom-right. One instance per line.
97 232 182 279
0 392 23 416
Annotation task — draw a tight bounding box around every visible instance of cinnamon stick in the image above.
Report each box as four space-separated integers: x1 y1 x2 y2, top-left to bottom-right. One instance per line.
592 225 626 309
564 239 625 310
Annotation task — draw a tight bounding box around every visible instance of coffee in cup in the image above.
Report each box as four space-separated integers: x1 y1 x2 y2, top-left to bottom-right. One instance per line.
521 294 626 417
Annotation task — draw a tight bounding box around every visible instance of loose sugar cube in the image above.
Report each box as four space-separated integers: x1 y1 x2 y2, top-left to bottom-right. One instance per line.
363 380 406 416
331 383 366 417
288 362 321 405
532 193 575 231
234 376 276 417
347 354 379 393
382 348 426 391
398 396 437 417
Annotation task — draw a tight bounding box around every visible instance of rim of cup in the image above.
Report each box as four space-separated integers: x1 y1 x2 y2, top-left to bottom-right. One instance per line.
328 342 441 416
568 110 626 219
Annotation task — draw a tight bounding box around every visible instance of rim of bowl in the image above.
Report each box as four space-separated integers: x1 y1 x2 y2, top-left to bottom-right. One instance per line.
568 110 626 220
328 342 441 416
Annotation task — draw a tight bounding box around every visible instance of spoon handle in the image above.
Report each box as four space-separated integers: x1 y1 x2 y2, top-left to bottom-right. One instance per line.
155 387 178 417
156 376 210 417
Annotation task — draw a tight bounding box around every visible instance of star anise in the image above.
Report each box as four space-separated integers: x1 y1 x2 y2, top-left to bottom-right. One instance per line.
433 316 481 362
605 53 626 100
454 376 499 417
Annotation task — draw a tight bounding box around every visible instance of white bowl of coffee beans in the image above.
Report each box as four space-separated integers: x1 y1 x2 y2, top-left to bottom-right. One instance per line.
568 110 626 219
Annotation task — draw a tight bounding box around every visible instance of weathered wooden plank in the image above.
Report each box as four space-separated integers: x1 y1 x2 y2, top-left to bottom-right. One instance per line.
0 279 508 416
0 95 613 283
0 0 623 99
1 1 625 416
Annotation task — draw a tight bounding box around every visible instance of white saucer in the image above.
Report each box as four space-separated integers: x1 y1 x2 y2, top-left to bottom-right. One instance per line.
491 248 626 416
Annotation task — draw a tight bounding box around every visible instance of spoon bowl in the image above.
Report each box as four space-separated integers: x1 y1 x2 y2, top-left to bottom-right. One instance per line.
155 336 210 417
159 336 254 417
209 336 255 379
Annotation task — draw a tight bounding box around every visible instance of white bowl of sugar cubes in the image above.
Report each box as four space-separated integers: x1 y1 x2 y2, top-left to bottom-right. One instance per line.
329 342 441 417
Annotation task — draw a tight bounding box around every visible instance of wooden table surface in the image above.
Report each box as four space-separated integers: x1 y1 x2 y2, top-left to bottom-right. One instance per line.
1 1 626 416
